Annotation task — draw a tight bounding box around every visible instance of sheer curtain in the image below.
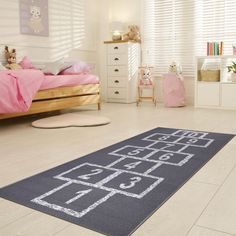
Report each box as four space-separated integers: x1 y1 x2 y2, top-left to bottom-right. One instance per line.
142 0 236 77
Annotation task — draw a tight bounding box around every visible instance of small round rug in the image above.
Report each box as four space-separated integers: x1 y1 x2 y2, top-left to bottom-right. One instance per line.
32 113 111 129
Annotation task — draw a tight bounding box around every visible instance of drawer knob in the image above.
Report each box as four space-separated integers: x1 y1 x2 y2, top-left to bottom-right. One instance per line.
115 80 119 83
115 91 119 94
114 69 119 72
114 47 119 50
114 58 119 61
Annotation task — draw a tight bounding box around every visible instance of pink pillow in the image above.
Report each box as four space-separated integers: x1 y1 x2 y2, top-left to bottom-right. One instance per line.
19 56 36 69
59 61 93 75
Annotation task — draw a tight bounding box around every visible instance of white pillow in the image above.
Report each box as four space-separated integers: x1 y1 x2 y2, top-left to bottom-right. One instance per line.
43 59 73 75
0 62 7 71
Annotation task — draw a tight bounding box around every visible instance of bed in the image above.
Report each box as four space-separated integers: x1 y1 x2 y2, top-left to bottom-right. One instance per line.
0 71 101 120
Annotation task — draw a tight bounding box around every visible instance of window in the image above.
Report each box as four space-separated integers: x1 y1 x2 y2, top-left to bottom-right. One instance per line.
50 0 86 60
142 0 236 77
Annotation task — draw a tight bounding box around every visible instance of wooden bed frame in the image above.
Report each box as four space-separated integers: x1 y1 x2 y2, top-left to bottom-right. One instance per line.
0 83 101 120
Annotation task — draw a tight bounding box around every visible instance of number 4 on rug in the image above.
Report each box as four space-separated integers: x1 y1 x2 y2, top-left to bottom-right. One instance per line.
124 161 142 170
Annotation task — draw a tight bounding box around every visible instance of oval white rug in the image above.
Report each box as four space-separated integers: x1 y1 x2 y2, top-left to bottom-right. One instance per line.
32 113 111 128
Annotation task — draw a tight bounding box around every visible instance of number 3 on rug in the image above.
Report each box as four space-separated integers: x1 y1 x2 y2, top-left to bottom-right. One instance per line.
120 177 142 189
78 169 103 180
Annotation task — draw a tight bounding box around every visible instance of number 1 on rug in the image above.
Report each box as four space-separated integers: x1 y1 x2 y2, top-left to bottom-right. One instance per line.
66 189 92 204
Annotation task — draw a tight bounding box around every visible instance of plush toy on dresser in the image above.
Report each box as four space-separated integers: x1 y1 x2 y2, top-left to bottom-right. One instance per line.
122 25 141 43
5 46 22 70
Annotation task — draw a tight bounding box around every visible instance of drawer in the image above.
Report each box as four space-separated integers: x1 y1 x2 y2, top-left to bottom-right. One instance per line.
107 88 126 99
108 54 127 65
107 66 127 76
197 82 220 106
108 77 126 87
221 83 236 108
107 43 127 54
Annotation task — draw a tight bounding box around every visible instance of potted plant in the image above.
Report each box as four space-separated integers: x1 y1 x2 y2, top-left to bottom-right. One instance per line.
227 61 236 82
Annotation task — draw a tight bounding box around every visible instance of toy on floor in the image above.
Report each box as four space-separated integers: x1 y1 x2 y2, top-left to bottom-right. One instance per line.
5 46 22 70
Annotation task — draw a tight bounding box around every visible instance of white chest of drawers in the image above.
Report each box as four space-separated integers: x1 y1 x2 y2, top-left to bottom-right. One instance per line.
105 42 140 103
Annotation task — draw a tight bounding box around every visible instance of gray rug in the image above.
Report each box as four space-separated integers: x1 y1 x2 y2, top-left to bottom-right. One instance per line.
0 127 234 236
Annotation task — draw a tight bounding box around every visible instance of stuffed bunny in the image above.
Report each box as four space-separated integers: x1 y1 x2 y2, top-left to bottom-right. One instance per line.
5 46 22 70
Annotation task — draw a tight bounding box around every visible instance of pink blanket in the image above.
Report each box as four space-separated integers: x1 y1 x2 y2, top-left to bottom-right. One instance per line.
0 69 44 113
39 74 99 90
0 70 100 114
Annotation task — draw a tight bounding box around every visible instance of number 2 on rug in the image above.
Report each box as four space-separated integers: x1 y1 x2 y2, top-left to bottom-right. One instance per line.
78 169 103 180
120 176 142 189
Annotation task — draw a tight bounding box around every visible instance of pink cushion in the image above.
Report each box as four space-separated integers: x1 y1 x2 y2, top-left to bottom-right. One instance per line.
19 56 36 69
59 61 93 75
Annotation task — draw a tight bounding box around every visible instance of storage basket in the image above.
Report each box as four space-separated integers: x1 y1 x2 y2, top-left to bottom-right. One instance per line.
199 70 220 82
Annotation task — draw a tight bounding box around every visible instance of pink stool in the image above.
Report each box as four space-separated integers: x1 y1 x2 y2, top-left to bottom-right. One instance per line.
162 73 186 107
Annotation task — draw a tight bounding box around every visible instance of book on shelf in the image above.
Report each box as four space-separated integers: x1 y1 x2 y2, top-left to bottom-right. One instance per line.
207 41 223 56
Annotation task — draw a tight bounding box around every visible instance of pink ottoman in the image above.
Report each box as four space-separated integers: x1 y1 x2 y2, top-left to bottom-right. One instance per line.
163 73 186 107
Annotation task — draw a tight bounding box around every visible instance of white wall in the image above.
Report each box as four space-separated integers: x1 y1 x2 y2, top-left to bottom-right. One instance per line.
109 0 141 33
97 0 110 100
0 0 99 63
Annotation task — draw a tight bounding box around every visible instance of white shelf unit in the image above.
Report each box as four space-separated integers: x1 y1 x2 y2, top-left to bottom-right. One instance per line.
195 55 236 109
105 42 140 103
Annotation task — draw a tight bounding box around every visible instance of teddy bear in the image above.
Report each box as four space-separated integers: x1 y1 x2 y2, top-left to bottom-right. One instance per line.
5 46 22 70
122 25 141 43
139 66 153 86
169 61 178 73
169 61 184 81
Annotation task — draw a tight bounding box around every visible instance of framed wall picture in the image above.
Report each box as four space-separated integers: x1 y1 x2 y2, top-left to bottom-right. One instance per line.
19 0 49 37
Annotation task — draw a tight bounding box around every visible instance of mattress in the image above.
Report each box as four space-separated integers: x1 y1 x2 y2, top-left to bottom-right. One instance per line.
39 73 100 91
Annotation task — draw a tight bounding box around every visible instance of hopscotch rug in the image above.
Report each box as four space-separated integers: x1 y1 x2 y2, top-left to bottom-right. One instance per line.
0 127 234 236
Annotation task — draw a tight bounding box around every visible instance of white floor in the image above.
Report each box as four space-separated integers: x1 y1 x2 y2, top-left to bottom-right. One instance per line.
0 103 236 236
